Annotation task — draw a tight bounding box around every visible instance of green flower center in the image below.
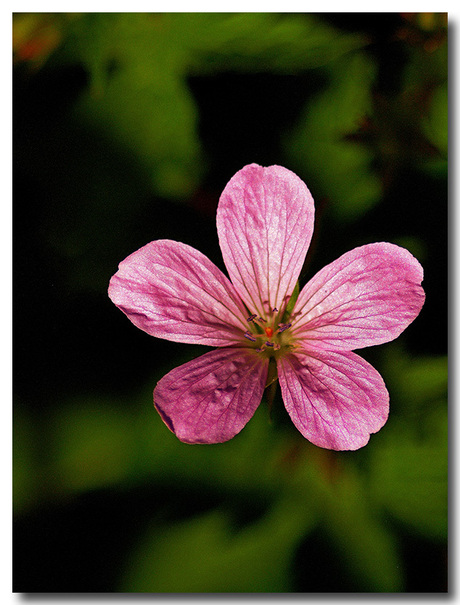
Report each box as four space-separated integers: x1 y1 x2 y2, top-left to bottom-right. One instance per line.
243 310 295 358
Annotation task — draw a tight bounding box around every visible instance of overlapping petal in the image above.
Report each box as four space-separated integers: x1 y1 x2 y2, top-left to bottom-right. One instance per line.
216 164 315 318
290 243 425 350
154 347 269 444
277 348 389 450
108 239 249 346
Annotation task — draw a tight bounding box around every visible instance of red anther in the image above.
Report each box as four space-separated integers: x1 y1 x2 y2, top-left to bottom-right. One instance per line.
265 327 273 338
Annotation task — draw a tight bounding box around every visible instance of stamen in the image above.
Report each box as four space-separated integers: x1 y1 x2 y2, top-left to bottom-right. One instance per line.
265 341 274 347
277 322 292 333
247 314 257 322
273 343 281 351
258 317 266 323
272 307 278 313
244 331 257 342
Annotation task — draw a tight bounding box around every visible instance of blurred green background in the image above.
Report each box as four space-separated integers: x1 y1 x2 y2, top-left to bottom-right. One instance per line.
13 12 448 593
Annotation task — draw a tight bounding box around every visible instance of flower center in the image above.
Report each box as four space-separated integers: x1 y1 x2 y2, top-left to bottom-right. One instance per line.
243 309 293 357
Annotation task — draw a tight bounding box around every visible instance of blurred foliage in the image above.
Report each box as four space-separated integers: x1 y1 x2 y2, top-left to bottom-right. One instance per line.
13 12 447 593
284 51 381 220
16 12 370 201
13 347 447 591
120 494 316 592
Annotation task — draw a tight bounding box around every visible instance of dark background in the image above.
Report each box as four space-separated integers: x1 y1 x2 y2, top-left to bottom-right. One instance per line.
13 13 447 592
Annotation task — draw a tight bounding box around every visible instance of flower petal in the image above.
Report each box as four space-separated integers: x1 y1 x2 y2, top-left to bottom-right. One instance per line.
277 349 389 450
108 240 249 346
216 164 315 318
154 347 268 444
290 243 425 350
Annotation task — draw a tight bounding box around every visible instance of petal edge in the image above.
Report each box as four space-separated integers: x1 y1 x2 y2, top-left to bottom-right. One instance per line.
277 349 389 450
108 239 248 346
217 164 315 318
291 243 425 350
154 347 268 444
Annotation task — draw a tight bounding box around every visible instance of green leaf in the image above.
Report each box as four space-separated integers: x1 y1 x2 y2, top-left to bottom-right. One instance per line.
180 13 368 73
120 495 317 592
369 409 448 541
395 357 447 407
422 82 448 157
381 346 448 410
314 462 404 592
50 399 136 493
284 51 381 221
67 13 203 199
17 381 308 507
369 347 448 540
59 13 370 200
284 280 299 319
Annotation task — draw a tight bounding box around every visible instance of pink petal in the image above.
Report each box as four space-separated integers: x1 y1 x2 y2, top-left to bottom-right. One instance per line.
154 347 268 444
290 243 425 350
216 164 315 318
277 349 389 450
108 240 249 346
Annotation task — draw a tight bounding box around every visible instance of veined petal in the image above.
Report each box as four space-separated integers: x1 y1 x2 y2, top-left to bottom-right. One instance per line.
108 240 249 346
217 164 315 318
277 349 389 451
290 243 425 350
154 347 269 444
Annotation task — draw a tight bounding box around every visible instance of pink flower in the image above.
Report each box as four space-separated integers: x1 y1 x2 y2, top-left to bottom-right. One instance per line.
108 164 425 450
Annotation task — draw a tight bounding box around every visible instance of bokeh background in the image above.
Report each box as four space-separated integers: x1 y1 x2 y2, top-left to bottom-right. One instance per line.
13 13 448 593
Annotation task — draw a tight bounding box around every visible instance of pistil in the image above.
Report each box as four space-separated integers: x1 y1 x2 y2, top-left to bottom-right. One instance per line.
244 308 293 356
